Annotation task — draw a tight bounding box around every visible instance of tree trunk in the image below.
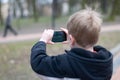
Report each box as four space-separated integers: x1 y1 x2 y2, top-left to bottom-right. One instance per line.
16 0 24 18
51 0 56 29
81 0 90 9
69 0 78 13
81 0 98 9
109 0 119 20
13 1 17 18
101 0 107 14
0 0 3 25
32 0 38 22
26 0 32 17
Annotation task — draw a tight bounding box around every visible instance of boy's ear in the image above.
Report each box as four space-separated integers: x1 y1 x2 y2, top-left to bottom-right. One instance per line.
70 35 76 45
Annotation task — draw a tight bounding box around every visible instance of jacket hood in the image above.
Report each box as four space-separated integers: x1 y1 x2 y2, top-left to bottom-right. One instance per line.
70 46 112 61
67 46 113 80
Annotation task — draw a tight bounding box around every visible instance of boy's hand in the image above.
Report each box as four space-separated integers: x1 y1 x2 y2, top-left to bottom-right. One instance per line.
60 28 70 44
40 29 54 44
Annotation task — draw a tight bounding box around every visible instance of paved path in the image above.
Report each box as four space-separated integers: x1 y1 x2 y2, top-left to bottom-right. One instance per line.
112 67 120 80
0 33 41 43
112 51 120 80
101 24 120 32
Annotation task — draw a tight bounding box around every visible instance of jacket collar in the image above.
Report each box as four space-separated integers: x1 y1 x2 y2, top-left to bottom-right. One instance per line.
68 46 112 60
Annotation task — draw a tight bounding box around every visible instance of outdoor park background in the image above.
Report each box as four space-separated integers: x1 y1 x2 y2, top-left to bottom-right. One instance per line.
0 0 120 80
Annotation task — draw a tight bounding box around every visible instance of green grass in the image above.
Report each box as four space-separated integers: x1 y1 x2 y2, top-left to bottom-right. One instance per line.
0 40 39 80
0 16 69 32
98 31 120 50
12 16 69 28
12 16 51 29
0 31 120 80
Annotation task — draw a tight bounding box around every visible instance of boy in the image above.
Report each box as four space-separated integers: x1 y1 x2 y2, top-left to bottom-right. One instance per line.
31 8 113 80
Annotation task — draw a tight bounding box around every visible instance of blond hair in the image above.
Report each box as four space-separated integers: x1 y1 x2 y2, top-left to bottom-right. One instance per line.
67 8 102 48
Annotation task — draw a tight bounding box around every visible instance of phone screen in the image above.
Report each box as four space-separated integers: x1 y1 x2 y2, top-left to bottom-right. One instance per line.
52 31 67 42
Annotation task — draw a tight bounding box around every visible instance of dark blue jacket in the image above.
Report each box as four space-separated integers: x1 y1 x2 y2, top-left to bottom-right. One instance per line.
31 41 113 80
6 14 11 26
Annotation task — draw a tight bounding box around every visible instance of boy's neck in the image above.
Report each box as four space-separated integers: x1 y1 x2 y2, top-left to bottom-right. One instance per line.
71 43 94 53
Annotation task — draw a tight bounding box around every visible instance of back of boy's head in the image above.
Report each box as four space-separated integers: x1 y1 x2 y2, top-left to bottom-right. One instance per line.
67 8 102 48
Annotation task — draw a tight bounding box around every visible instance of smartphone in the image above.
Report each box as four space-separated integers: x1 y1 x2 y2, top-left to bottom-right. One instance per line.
52 31 67 42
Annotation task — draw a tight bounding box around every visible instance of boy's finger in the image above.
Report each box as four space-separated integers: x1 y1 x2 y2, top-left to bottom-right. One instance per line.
62 41 69 44
48 41 55 45
60 27 68 34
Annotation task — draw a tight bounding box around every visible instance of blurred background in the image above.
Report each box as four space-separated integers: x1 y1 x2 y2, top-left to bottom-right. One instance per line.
0 0 120 80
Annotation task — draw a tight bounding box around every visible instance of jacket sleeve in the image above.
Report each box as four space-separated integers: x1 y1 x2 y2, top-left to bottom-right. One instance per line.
30 41 65 78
